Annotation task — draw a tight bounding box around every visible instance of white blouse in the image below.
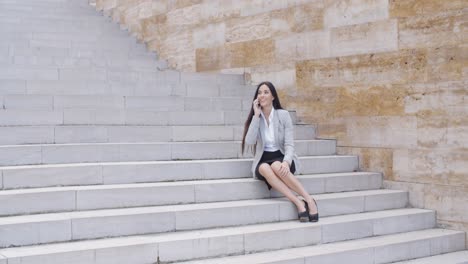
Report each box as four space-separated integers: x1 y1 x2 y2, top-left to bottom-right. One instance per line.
260 107 279 152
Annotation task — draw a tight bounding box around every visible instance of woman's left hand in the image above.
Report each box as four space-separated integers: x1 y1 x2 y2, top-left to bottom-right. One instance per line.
279 161 290 177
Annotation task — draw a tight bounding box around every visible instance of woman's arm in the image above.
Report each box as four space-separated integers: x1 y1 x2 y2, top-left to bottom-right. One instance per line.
245 115 260 145
282 111 295 166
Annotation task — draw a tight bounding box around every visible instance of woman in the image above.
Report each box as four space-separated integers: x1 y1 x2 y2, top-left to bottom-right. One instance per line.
242 81 319 222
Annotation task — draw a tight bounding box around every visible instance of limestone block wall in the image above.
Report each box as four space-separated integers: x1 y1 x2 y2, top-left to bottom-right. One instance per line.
94 0 468 243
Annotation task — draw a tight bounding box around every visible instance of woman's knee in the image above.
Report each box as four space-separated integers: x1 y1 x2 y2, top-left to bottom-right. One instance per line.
270 161 281 173
259 163 276 178
258 163 270 174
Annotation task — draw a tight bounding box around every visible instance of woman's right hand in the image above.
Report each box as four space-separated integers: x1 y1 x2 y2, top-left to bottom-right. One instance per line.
253 99 261 117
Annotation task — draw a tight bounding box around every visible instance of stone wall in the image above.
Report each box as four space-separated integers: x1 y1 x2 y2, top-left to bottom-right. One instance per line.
94 0 468 245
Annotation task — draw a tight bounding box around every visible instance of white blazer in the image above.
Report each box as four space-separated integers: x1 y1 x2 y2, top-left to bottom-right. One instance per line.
245 109 301 178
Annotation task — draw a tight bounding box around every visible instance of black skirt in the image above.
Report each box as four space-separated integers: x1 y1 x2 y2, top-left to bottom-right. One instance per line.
255 150 296 190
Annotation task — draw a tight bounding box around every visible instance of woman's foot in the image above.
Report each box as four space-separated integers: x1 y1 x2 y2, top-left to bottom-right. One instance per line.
305 198 319 222
297 199 309 222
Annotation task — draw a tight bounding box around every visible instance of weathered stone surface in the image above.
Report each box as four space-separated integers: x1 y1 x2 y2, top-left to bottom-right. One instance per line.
270 3 323 36
330 19 398 57
399 9 467 49
193 22 226 48
249 66 297 91
229 38 275 68
165 3 202 26
335 85 406 117
324 0 388 28
389 0 468 18
425 184 468 222
426 45 467 82
198 1 240 24
343 116 418 148
276 30 330 62
239 0 288 17
169 0 203 11
196 45 229 72
392 148 467 187
226 13 271 43
296 49 428 88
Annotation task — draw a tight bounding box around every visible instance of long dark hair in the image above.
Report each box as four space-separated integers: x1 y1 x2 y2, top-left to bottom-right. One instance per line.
241 81 283 155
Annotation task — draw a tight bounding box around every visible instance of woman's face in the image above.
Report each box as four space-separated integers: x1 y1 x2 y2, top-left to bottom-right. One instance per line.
257 84 274 108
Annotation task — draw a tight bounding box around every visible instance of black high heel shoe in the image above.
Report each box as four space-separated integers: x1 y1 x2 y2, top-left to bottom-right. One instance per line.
308 199 319 222
298 199 309 222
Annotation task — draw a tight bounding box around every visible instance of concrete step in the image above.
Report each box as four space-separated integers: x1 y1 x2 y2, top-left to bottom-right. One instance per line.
0 109 261 126
0 139 329 166
179 228 465 264
1 80 250 97
5 42 157 59
1 94 254 111
7 55 167 71
0 156 358 189
0 208 438 263
393 251 468 263
0 172 380 215
0 189 408 247
0 123 315 145
0 63 244 95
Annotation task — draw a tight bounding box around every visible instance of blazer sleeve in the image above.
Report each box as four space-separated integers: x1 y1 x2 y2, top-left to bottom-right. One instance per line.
245 115 260 145
282 111 295 166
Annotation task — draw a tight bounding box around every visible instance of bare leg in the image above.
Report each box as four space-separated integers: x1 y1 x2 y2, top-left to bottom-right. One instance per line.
258 163 306 213
270 162 318 214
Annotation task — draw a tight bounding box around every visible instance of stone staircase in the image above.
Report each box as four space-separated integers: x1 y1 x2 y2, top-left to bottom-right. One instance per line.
0 0 467 263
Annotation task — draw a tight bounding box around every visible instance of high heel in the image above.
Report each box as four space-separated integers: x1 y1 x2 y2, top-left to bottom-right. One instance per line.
308 199 319 222
298 199 309 222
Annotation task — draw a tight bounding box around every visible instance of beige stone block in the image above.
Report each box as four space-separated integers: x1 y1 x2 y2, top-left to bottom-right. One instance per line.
276 30 330 62
330 19 398 57
250 68 297 91
447 126 468 148
270 3 324 36
334 85 406 117
199 1 240 24
399 9 467 49
427 45 467 82
226 13 271 43
416 116 448 148
344 116 418 148
193 23 226 48
228 38 275 68
296 49 428 88
239 0 288 17
196 45 229 72
142 15 164 41
393 148 468 187
151 0 168 15
389 0 468 18
315 119 347 140
168 0 203 11
383 180 426 208
324 0 389 28
160 29 193 60
165 3 202 26
404 81 466 115
291 87 339 122
424 184 468 222
137 0 152 18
